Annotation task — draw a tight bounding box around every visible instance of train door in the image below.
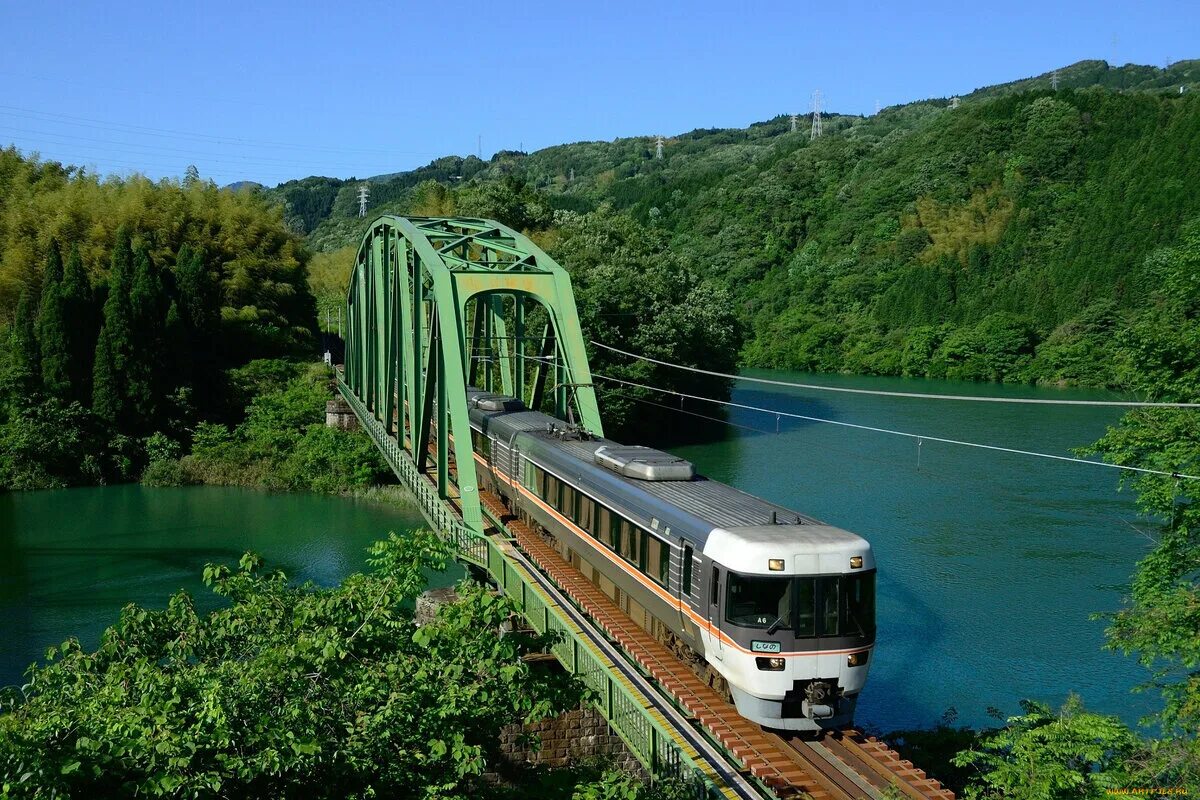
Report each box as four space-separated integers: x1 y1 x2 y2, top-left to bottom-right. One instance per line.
706 564 724 659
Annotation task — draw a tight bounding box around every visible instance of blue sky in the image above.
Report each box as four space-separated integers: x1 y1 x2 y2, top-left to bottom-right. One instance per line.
0 0 1194 187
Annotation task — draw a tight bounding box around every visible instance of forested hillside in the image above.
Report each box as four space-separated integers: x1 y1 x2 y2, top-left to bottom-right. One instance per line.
274 59 1200 389
0 151 320 488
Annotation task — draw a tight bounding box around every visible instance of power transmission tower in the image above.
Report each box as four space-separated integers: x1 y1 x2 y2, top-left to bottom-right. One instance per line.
810 89 822 140
1051 69 1059 90
655 136 664 159
949 96 960 109
875 99 881 115
790 113 798 132
357 184 370 218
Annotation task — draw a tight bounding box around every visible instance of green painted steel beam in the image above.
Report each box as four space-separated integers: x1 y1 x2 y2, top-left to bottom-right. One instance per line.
343 216 605 535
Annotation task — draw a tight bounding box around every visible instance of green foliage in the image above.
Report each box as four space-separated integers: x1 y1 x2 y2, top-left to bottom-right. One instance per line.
174 362 390 493
35 240 70 398
953 696 1138 799
280 73 1200 392
0 399 104 490
0 531 585 798
58 244 95 404
545 207 741 440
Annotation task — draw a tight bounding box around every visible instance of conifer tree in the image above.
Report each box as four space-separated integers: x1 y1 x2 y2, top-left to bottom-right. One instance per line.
37 239 71 398
127 243 164 431
60 244 95 403
93 226 135 426
10 284 41 396
91 324 120 426
174 244 220 408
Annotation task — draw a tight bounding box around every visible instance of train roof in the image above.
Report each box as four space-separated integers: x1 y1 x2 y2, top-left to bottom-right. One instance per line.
465 389 866 551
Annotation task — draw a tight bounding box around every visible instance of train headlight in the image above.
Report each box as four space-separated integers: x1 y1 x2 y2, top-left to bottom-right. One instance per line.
755 657 786 671
847 650 868 667
850 556 863 569
768 559 785 571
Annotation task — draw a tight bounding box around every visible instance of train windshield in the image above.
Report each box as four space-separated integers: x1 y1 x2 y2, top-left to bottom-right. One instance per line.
725 573 792 628
725 571 875 638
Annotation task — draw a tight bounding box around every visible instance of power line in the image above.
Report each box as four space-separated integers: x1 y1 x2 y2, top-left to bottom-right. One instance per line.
588 340 1200 408
0 104 439 157
589 372 1200 482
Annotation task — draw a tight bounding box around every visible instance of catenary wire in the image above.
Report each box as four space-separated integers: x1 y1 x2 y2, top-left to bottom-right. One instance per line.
589 340 1200 408
589 372 1200 482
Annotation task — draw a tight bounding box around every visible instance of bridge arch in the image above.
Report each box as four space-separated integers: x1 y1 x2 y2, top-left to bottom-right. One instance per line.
342 216 603 532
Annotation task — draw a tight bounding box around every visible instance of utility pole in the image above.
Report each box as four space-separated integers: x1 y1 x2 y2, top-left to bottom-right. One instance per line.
810 89 822 140
357 184 370 217
655 136 664 159
1051 69 1059 90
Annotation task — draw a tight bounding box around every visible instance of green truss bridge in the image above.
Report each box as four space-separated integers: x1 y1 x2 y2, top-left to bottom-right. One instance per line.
335 216 952 800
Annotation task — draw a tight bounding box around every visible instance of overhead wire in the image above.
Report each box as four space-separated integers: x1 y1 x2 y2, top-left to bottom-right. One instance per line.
589 340 1200 408
589 372 1200 482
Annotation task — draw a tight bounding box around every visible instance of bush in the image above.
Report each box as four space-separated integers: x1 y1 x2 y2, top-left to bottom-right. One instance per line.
0 532 584 798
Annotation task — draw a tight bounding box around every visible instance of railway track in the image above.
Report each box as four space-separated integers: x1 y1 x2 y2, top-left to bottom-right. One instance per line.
474 486 955 799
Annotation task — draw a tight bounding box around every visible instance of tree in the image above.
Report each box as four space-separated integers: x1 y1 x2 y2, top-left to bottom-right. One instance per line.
59 244 96 404
92 226 135 427
127 243 165 430
8 284 41 397
953 696 1138 799
36 239 71 398
0 531 584 798
174 244 220 408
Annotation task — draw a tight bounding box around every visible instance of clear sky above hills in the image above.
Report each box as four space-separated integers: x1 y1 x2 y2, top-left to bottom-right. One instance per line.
1 0 1194 186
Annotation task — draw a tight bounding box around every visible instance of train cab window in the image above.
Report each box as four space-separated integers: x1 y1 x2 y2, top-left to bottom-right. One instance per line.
725 573 792 629
795 578 816 637
842 572 876 638
819 576 840 636
645 534 669 588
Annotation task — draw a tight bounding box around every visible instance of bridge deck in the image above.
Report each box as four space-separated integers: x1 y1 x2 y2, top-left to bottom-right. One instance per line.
336 371 954 800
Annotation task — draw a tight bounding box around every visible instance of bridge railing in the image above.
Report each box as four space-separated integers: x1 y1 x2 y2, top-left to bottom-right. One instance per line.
334 371 714 796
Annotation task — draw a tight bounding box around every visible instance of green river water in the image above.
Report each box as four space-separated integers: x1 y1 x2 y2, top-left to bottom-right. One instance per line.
0 371 1158 733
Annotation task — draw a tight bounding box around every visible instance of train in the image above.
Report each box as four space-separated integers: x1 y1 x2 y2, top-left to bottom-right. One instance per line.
465 387 876 732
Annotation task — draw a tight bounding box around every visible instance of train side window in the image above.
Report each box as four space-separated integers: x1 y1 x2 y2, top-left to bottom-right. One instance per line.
561 484 575 518
546 475 559 507
594 505 608 542
579 496 594 533
682 544 693 596
646 534 669 589
608 511 621 552
524 461 536 490
618 520 638 565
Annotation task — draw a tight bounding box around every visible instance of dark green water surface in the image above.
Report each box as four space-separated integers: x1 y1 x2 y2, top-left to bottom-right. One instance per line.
668 370 1155 732
0 371 1160 733
0 485 431 687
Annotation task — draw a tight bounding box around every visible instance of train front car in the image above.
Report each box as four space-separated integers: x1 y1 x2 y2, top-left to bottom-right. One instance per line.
702 524 876 732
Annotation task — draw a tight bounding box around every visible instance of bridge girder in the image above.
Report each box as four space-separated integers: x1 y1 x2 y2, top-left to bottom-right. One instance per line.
343 216 603 533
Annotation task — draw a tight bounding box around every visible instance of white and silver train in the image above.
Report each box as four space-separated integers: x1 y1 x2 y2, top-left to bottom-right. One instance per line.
465 388 876 732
